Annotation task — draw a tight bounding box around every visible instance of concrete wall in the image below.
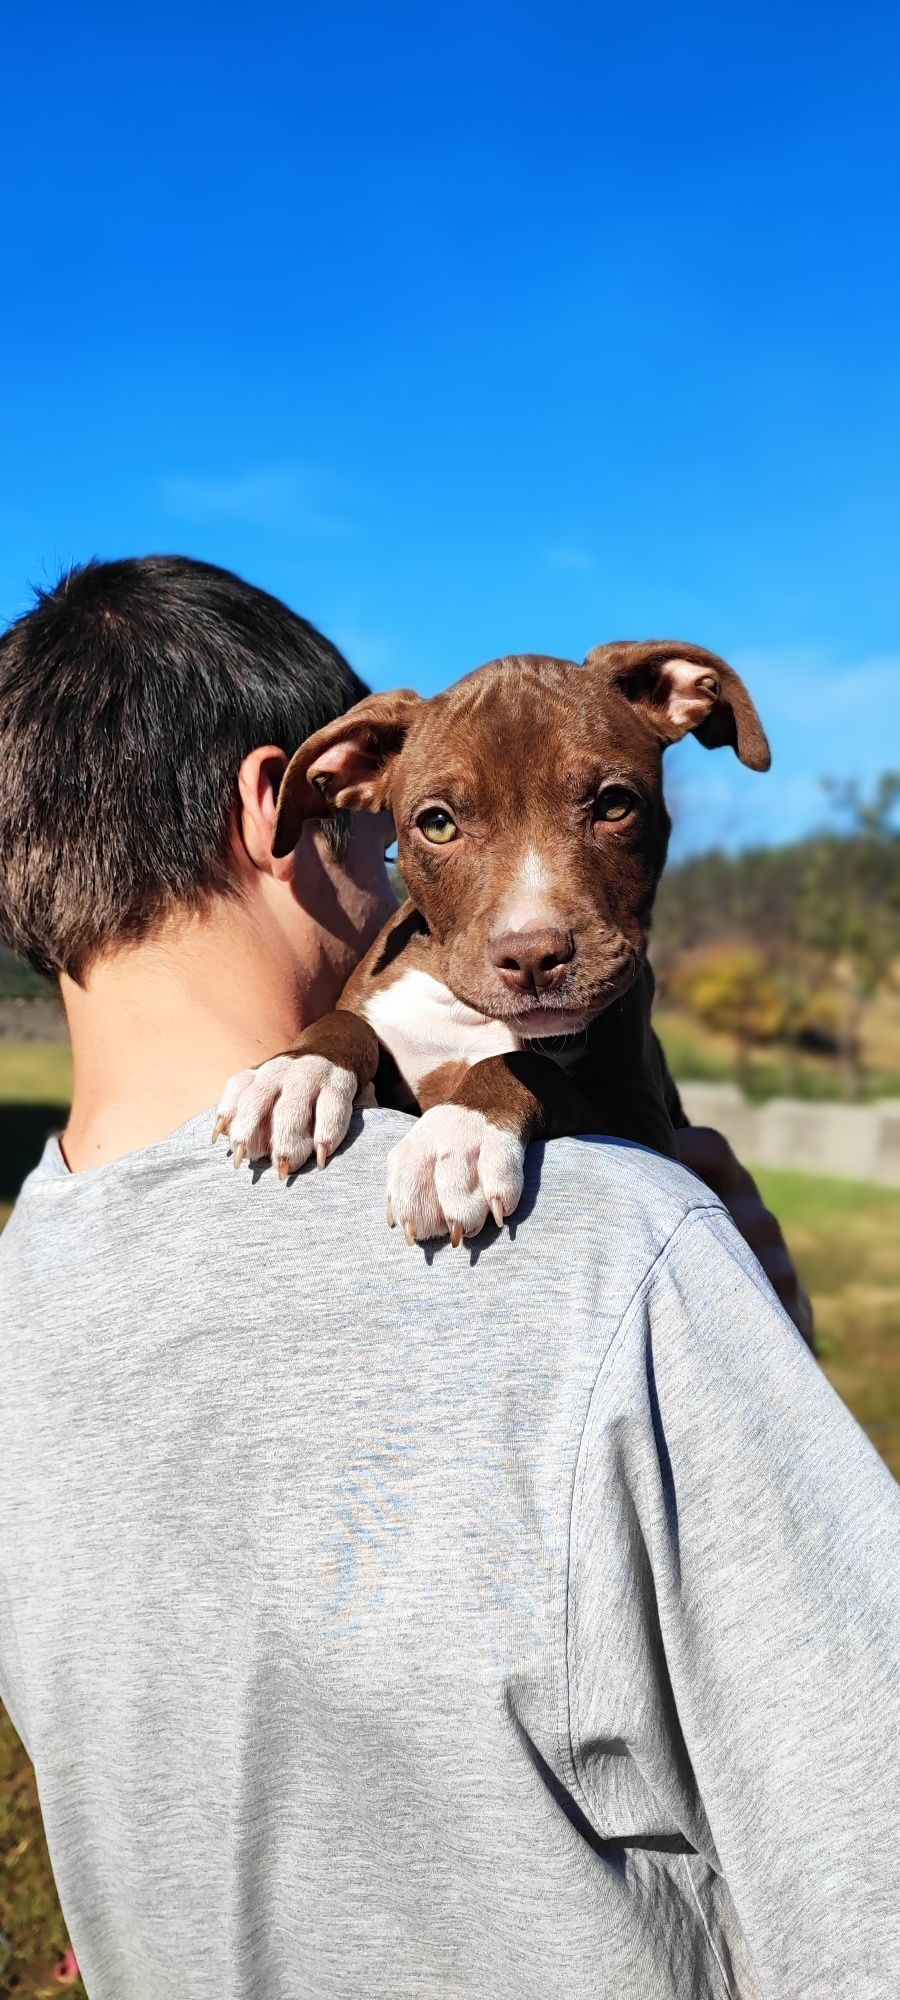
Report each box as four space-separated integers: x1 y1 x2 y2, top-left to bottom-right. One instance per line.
0 997 68 1042
679 1083 900 1187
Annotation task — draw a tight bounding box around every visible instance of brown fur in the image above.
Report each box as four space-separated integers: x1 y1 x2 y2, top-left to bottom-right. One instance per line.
270 641 768 1163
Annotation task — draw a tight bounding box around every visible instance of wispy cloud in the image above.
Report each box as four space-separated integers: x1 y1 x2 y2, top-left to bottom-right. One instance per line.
543 544 595 572
732 647 900 726
667 767 832 858
159 464 351 536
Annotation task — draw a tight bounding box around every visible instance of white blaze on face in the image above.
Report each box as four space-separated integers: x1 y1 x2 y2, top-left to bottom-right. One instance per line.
496 846 564 936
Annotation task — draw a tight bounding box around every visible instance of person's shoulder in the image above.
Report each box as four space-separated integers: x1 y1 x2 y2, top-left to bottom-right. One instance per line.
354 1110 718 1215
345 1113 726 1336
0 1109 721 1343
529 1129 723 1256
0 1134 67 1259
345 1110 723 1245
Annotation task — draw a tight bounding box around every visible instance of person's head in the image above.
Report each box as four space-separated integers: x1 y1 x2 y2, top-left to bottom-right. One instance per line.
0 555 396 1014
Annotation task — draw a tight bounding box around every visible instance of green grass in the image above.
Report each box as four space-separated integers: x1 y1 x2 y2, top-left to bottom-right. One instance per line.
0 1045 72 1210
0 1723 82 1997
656 1006 900 1104
756 1167 900 1478
0 1044 83 1996
0 1043 72 1104
0 1054 897 1993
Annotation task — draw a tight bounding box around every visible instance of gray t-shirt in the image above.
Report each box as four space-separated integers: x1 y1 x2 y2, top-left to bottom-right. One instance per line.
1 1107 898 2000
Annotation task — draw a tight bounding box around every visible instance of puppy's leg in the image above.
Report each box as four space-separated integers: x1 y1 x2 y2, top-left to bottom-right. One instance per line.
386 1052 595 1245
213 1010 380 1176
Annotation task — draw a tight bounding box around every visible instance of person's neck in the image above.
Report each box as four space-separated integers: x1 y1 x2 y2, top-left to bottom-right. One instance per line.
60 903 323 1172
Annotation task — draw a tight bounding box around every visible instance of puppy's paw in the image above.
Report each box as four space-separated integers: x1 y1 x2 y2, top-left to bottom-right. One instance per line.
213 1053 359 1175
386 1105 525 1245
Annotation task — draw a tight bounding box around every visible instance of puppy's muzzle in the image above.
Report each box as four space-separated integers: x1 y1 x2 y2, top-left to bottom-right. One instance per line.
490 926 576 996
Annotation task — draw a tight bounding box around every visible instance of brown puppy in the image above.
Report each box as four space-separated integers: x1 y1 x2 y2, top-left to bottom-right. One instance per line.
213 640 769 1243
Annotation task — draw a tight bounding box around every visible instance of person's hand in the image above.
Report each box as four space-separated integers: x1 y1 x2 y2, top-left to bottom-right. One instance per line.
674 1125 816 1353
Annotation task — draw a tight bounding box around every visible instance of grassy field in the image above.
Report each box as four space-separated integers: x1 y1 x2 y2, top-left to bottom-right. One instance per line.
655 1004 900 1103
0 1729 79 1997
0 1043 72 1104
0 1045 899 1996
0 1055 82 1996
755 1168 900 1475
0 1044 72 1221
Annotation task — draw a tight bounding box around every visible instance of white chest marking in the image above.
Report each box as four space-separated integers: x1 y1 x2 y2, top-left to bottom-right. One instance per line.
363 969 520 1095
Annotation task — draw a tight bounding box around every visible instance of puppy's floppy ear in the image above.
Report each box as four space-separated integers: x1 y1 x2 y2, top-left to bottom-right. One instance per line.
272 689 423 857
584 639 770 771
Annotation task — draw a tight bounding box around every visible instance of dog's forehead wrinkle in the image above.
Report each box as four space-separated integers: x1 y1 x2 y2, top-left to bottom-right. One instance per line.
404 663 664 785
436 655 576 729
406 667 587 809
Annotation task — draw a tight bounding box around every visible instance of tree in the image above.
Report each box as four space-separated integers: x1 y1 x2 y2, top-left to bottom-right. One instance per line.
653 771 900 1100
668 943 788 1087
795 774 900 1098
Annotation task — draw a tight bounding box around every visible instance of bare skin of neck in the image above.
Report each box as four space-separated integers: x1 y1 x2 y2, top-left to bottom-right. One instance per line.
61 909 310 1171
59 802 396 1173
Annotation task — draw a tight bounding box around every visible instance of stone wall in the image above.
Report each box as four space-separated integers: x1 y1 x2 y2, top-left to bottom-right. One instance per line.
679 1083 900 1187
0 997 68 1042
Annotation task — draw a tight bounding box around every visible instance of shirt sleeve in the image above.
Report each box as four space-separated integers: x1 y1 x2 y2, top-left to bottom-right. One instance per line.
567 1204 900 2000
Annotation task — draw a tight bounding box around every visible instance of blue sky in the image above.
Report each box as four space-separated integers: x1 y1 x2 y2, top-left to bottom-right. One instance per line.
2 0 897 855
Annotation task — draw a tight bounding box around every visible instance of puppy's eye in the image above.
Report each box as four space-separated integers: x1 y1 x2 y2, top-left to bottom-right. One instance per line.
417 808 459 844
594 787 639 825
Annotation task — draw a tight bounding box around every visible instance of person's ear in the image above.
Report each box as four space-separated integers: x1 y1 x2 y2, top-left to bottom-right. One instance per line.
236 746 297 880
271 689 423 858
584 639 770 770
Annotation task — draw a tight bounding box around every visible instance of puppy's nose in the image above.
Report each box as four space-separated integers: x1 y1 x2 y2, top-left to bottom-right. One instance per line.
491 927 576 994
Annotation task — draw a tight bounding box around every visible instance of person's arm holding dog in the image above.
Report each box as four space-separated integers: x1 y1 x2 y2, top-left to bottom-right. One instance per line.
675 1123 816 1346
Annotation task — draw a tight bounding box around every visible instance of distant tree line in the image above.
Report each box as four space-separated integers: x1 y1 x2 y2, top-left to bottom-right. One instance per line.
652 774 900 1097
0 947 53 1001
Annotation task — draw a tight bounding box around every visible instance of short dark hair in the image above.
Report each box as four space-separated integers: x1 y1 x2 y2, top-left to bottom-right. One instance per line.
0 555 367 981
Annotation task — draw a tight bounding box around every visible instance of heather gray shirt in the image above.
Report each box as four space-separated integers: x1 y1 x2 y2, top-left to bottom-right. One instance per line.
1 1108 898 2000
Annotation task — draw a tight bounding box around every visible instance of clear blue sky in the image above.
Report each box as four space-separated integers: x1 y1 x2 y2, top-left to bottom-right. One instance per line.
2 1 897 855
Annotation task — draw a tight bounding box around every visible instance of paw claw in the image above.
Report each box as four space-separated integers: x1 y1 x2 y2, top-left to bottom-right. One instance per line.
385 1106 525 1246
387 1198 396 1228
218 1053 357 1180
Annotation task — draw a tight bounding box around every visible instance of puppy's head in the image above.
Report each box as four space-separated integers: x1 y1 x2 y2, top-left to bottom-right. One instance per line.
274 640 769 1035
